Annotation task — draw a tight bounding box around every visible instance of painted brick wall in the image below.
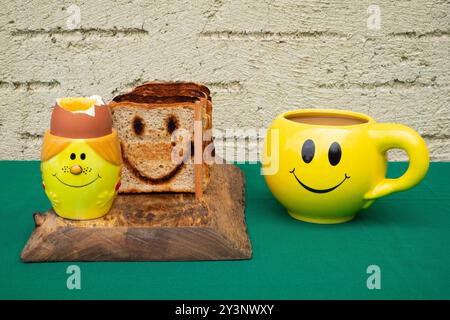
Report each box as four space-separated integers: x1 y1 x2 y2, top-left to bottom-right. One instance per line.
1 0 449 161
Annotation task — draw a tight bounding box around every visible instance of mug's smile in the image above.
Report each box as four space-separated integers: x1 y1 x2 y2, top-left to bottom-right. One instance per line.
290 168 350 194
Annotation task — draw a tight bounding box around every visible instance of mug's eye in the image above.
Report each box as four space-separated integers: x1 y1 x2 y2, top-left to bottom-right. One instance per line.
328 142 342 166
70 153 76 160
301 139 315 163
80 153 86 160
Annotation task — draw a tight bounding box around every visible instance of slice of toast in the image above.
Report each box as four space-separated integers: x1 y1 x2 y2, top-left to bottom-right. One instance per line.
110 82 212 193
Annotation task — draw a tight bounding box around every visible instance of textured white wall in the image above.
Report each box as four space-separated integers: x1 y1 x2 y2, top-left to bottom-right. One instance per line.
1 0 449 160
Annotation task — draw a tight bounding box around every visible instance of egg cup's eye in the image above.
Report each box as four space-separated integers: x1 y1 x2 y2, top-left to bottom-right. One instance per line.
80 153 86 160
328 142 342 166
70 153 76 160
301 139 315 163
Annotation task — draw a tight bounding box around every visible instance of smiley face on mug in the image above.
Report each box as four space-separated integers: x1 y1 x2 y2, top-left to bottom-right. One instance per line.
281 130 373 217
290 139 351 194
264 125 376 224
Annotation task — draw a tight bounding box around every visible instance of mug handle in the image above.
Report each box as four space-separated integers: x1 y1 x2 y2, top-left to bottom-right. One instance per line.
364 123 429 200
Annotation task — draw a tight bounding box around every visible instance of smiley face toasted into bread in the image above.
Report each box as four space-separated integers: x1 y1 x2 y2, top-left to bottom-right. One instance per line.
110 82 212 193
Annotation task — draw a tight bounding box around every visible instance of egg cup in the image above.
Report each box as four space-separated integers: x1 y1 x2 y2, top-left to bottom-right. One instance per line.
41 97 122 220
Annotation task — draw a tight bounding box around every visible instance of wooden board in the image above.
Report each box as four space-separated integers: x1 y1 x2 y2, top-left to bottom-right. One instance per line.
21 164 251 262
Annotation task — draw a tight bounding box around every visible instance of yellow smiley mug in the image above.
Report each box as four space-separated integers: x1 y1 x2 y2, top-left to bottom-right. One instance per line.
261 109 429 224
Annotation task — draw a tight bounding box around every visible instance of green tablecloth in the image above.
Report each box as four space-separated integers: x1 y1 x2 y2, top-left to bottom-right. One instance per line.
0 161 449 299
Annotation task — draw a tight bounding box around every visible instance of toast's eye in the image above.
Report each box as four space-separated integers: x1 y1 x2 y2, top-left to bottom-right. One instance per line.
166 115 179 134
328 142 342 166
301 139 315 163
80 153 86 160
132 115 145 136
70 153 76 160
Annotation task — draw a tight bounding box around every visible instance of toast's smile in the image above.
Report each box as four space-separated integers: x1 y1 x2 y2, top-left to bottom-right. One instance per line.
53 173 101 188
123 154 184 184
120 142 186 184
289 168 350 194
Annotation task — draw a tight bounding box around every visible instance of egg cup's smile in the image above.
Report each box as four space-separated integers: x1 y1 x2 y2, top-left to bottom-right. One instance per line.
289 168 350 194
52 173 101 188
